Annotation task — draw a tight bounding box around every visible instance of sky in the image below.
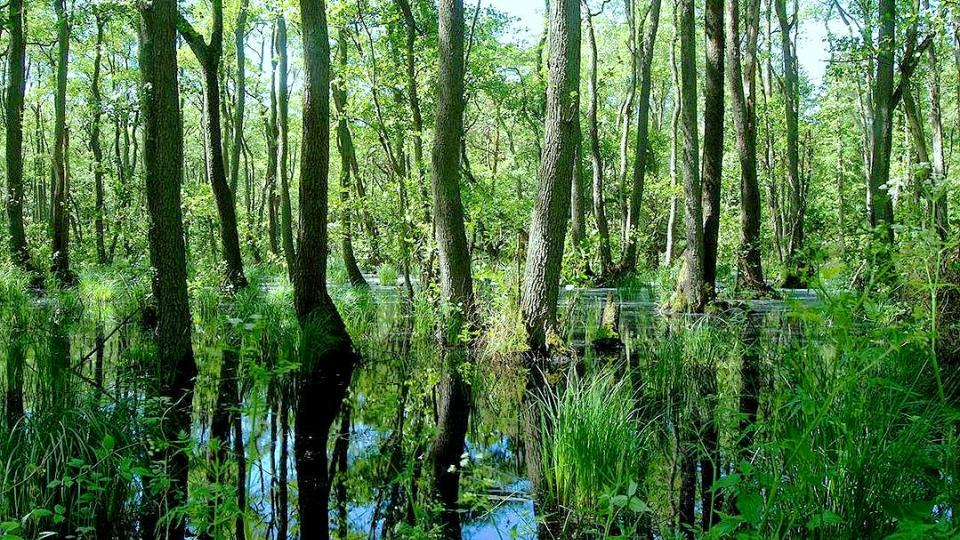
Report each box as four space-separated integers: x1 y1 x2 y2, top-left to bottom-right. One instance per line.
482 0 831 87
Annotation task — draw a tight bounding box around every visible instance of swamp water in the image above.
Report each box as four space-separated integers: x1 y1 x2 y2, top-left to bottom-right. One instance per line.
1 272 956 539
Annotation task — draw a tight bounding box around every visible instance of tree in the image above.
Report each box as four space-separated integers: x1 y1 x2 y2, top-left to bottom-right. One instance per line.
727 0 768 292
866 0 895 244
675 0 706 311
923 0 947 240
5 0 34 277
583 1 612 273
178 0 248 291
265 22 280 255
277 12 296 280
229 0 249 194
292 0 359 537
620 0 663 271
90 12 108 266
701 0 725 296
775 0 806 286
332 27 368 288
429 1 475 536
137 0 198 536
519 0 580 533
51 0 73 285
394 0 431 234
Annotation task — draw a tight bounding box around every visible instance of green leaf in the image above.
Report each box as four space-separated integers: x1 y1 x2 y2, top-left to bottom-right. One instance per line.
102 434 116 451
628 497 651 514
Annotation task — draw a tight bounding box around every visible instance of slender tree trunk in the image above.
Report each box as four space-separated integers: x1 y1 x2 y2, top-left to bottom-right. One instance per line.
293 1 359 538
395 0 432 232
570 124 586 248
51 0 73 285
701 0 725 296
664 26 681 267
675 0 706 311
178 2 248 291
333 28 368 288
617 0 638 242
91 15 107 266
430 1 475 536
584 10 612 272
137 0 198 536
727 0 768 291
867 0 895 242
5 0 34 276
520 0 580 535
621 0 663 271
776 0 807 285
266 23 280 255
923 0 948 240
230 0 248 194
277 14 296 280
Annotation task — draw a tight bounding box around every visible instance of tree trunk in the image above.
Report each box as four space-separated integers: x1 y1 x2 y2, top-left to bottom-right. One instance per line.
333 28 368 288
776 0 807 285
727 0 768 292
701 0 724 297
91 15 107 266
520 0 580 535
584 10 612 272
664 26 681 267
293 1 359 538
675 0 706 311
429 1 475 536
5 0 34 276
617 0 638 242
570 124 586 248
178 2 248 291
230 0 248 194
923 0 948 240
620 0 663 271
277 14 296 280
52 0 73 285
395 0 431 231
266 22 280 255
137 0 198 536
867 0 895 242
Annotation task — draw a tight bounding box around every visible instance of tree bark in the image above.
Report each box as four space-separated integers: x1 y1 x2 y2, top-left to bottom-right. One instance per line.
178 2 247 291
867 0 895 243
137 0 198 536
277 13 296 280
520 0 580 535
701 0 725 296
584 8 612 272
727 0 768 292
333 28 368 288
266 23 280 255
51 0 73 285
776 0 806 285
923 0 948 240
394 0 431 229
229 0 248 195
620 0 663 271
570 124 587 248
5 0 34 276
617 0 638 241
293 1 359 538
675 0 706 311
429 1 475 536
91 14 107 266
664 27 681 267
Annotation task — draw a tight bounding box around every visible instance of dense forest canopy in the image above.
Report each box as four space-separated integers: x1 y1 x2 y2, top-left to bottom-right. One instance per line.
1 0 959 537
